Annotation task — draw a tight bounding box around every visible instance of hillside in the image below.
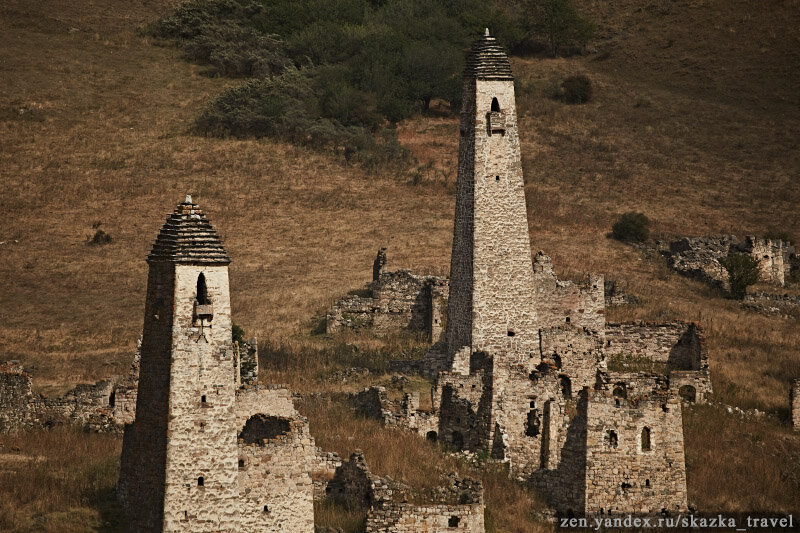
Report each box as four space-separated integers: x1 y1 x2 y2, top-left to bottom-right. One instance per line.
1 0 799 529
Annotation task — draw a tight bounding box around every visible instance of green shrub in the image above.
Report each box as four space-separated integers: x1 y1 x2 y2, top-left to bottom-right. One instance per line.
232 324 245 344
719 253 761 299
560 74 593 104
611 212 650 243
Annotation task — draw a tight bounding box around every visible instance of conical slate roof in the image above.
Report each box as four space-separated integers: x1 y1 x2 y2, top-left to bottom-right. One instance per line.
464 29 513 80
147 195 231 264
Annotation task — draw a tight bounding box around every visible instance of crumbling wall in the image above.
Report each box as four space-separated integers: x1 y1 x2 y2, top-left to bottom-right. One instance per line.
667 235 796 288
0 362 33 432
435 372 490 451
792 379 800 431
312 448 342 500
583 389 687 515
532 252 605 333
326 251 448 342
366 500 484 533
326 451 382 508
350 387 440 440
236 339 259 386
237 415 315 532
605 322 706 371
539 327 605 392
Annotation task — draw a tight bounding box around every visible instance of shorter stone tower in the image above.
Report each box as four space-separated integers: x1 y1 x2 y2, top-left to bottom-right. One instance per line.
118 197 315 532
119 195 239 531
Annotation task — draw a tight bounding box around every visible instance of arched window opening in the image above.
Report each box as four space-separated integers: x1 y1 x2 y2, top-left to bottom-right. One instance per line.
196 273 209 305
559 375 572 399
238 459 245 468
605 430 618 449
613 384 627 400
263 505 269 513
426 431 438 442
197 476 204 487
201 395 207 404
641 427 651 451
645 479 651 488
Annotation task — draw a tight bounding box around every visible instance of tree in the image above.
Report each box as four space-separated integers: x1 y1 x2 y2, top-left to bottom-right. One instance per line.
523 0 596 57
719 253 761 300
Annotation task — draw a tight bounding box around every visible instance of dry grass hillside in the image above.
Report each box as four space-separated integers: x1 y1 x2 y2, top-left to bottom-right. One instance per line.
1 0 799 529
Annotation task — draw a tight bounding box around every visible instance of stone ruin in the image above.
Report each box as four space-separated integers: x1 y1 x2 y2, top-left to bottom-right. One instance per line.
116 197 316 532
666 234 798 289
0 337 257 434
792 379 800 432
326 249 448 343
328 31 707 518
325 450 485 533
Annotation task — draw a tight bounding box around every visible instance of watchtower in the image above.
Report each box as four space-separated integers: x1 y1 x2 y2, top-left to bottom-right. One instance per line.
119 195 239 531
446 29 538 361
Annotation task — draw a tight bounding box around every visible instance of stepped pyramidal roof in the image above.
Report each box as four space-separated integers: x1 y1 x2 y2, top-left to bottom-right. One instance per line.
463 28 514 81
147 195 231 264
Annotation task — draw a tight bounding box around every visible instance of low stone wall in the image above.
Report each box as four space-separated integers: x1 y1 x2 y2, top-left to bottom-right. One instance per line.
605 322 706 371
366 501 484 533
792 379 800 431
666 234 796 289
326 251 448 342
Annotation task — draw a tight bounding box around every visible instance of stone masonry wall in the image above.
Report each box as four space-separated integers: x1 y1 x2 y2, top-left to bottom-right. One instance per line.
326 259 448 342
792 379 800 431
605 322 705 370
366 501 484 533
237 417 315 533
533 252 605 333
584 390 687 515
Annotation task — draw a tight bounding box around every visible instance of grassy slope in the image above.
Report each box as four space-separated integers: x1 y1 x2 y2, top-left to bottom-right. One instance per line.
1 0 799 527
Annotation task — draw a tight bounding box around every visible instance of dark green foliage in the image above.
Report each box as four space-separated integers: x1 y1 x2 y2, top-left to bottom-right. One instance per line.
232 324 246 344
149 0 537 166
719 253 761 300
611 212 650 243
87 229 112 246
521 0 596 57
560 74 592 104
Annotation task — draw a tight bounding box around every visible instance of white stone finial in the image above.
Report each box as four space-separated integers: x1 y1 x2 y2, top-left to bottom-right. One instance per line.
184 194 192 204
484 28 490 37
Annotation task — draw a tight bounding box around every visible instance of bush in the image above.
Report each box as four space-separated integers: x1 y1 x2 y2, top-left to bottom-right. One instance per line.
611 212 650 243
719 253 761 299
560 74 593 104
232 324 245 344
87 229 112 246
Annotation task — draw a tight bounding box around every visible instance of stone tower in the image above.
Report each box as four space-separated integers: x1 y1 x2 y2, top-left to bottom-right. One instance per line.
446 29 538 361
119 196 239 531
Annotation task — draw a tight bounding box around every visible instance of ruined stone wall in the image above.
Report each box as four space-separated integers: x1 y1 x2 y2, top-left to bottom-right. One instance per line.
533 253 605 333
605 322 705 371
0 362 33 432
312 448 342 500
435 371 490 451
495 367 563 476
237 417 315 533
326 266 447 342
583 390 687 514
667 235 796 288
792 379 800 431
746 236 786 286
236 339 259 386
234 385 298 429
366 501 485 533
326 451 380 508
539 327 605 392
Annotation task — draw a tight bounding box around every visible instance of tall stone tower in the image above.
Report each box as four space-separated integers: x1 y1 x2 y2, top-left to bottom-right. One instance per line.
119 196 239 531
446 29 538 361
